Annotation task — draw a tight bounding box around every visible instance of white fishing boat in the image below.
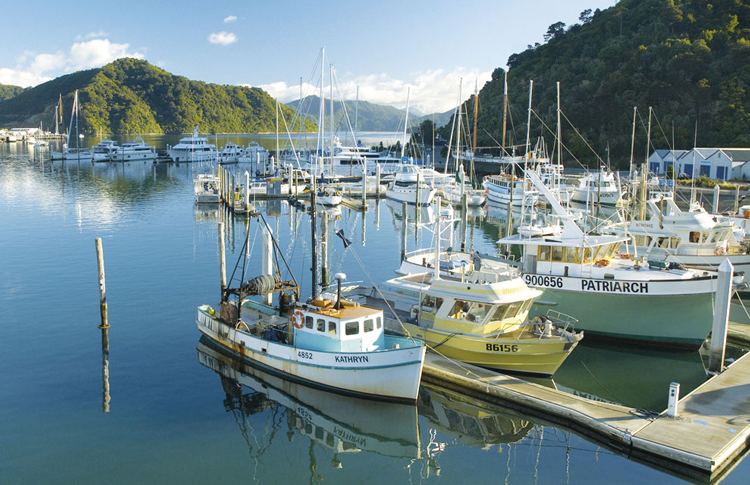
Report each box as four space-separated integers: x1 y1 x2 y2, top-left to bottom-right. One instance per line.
194 173 221 204
110 136 156 162
438 173 486 207
385 164 436 206
498 170 725 349
168 126 217 163
482 173 537 207
605 193 750 272
196 213 426 403
570 167 623 207
92 139 118 162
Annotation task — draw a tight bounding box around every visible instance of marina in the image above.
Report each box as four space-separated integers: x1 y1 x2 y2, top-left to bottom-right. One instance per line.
3 140 750 484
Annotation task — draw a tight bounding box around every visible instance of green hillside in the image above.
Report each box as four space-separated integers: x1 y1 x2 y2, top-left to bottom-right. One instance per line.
454 0 750 168
0 83 24 102
0 58 313 135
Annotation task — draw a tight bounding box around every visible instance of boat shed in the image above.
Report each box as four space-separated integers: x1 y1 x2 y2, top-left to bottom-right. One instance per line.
647 148 750 181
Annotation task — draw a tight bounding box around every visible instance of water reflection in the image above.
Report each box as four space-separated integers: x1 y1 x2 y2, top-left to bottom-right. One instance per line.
553 342 709 411
196 337 421 463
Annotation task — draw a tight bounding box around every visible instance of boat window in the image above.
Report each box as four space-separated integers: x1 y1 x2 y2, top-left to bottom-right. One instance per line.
503 301 522 319
689 231 700 243
520 299 533 314
702 232 710 242
421 294 435 310
305 316 314 329
669 237 681 249
591 246 604 261
466 303 489 322
710 232 719 243
538 245 551 261
450 301 465 319
564 247 579 263
377 316 382 329
604 244 617 258
583 247 593 263
328 322 337 335
551 246 564 262
316 318 326 331
364 319 374 332
435 297 443 309
345 321 359 336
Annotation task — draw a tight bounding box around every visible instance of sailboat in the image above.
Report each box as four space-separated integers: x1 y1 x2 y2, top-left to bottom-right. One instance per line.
196 211 426 403
50 90 93 161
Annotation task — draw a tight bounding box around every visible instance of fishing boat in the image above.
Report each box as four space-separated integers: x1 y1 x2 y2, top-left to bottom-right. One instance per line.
167 126 217 163
605 192 750 272
343 260 581 376
385 164 436 206
194 173 220 204
498 170 724 349
196 212 426 403
482 173 537 207
110 136 156 162
196 338 421 459
570 167 623 207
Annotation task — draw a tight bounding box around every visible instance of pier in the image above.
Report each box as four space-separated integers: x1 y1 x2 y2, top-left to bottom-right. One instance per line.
421 324 750 482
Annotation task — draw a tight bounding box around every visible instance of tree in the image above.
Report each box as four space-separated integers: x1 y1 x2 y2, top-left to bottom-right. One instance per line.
544 22 566 42
579 9 593 24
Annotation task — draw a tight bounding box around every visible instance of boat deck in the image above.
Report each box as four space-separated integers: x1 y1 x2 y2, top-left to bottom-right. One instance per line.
422 337 750 481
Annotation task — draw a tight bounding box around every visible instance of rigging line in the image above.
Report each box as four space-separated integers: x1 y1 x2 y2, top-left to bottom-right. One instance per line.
258 212 300 291
558 110 605 167
277 104 302 170
580 360 635 409
529 109 587 170
650 109 674 152
330 68 366 166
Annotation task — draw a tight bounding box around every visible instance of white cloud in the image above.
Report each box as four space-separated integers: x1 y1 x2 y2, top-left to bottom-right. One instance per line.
208 32 237 46
224 15 237 23
75 30 109 41
259 67 492 114
0 39 144 88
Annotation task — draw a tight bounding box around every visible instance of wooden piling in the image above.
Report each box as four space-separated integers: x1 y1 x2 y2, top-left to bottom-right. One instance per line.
101 326 110 413
709 259 733 373
401 202 408 261
219 222 227 298
95 238 109 329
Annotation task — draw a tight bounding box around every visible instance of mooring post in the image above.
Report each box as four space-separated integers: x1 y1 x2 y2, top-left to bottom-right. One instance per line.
261 220 273 306
401 202 408 261
375 163 381 197
709 259 733 373
713 185 721 214
218 222 226 298
95 238 109 329
244 170 250 211
735 185 740 214
101 326 110 413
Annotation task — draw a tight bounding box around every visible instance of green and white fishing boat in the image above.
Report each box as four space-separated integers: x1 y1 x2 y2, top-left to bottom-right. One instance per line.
498 170 724 349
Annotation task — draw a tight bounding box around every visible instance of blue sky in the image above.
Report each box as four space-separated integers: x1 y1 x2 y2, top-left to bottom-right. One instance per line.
0 0 617 113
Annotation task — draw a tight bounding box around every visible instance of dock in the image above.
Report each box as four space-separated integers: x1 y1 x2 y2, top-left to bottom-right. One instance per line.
422 326 750 482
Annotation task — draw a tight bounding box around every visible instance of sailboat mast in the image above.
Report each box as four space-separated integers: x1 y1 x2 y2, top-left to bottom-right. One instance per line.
318 47 325 177
629 106 637 181
455 79 462 174
330 64 334 178
502 72 508 156
311 175 319 297
354 85 359 143
401 87 410 160
275 99 279 174
471 79 478 185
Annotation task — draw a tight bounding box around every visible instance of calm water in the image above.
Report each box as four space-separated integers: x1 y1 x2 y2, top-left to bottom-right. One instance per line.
1 140 748 484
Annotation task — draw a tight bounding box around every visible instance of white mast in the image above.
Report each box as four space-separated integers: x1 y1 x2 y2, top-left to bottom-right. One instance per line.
354 85 359 144
317 47 325 177
330 63 334 178
401 87 410 160
455 79 463 175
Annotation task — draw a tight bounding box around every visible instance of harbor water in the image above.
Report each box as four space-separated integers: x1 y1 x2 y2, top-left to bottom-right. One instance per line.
1 139 748 484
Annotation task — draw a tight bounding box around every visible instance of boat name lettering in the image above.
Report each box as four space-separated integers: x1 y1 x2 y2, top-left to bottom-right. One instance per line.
334 426 368 446
525 275 563 288
297 350 314 360
581 280 648 293
334 355 370 363
486 343 519 353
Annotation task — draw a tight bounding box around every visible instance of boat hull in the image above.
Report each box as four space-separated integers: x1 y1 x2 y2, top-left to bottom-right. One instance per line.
386 186 436 206
525 277 715 348
196 307 425 403
401 323 579 376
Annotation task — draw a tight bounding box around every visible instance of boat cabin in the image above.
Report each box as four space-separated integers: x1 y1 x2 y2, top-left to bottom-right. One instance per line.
292 299 385 352
521 235 627 278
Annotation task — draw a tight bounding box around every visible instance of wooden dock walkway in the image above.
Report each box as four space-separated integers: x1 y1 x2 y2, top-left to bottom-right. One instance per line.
422 342 750 481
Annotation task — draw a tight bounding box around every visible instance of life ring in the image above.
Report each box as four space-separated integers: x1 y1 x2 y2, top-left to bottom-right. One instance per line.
715 246 727 256
293 310 304 329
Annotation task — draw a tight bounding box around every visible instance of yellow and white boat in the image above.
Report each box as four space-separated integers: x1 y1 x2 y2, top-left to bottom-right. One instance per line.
345 261 583 377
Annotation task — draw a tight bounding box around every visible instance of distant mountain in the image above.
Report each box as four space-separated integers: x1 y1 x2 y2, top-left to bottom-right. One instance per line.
0 58 312 134
0 83 23 102
286 95 453 133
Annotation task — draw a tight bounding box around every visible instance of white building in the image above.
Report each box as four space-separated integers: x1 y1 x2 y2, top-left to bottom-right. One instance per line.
647 148 750 181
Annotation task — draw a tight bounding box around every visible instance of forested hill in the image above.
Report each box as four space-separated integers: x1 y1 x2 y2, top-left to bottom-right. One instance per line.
286 95 453 132
0 58 312 134
0 83 23 102
459 0 750 168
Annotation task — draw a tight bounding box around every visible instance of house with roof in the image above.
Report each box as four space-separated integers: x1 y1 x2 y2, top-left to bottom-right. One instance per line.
647 148 750 180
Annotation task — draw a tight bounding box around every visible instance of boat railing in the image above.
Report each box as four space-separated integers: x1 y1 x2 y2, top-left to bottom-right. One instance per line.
542 309 579 335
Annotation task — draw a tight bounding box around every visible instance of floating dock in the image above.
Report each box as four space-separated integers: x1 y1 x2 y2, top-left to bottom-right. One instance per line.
422 327 750 482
